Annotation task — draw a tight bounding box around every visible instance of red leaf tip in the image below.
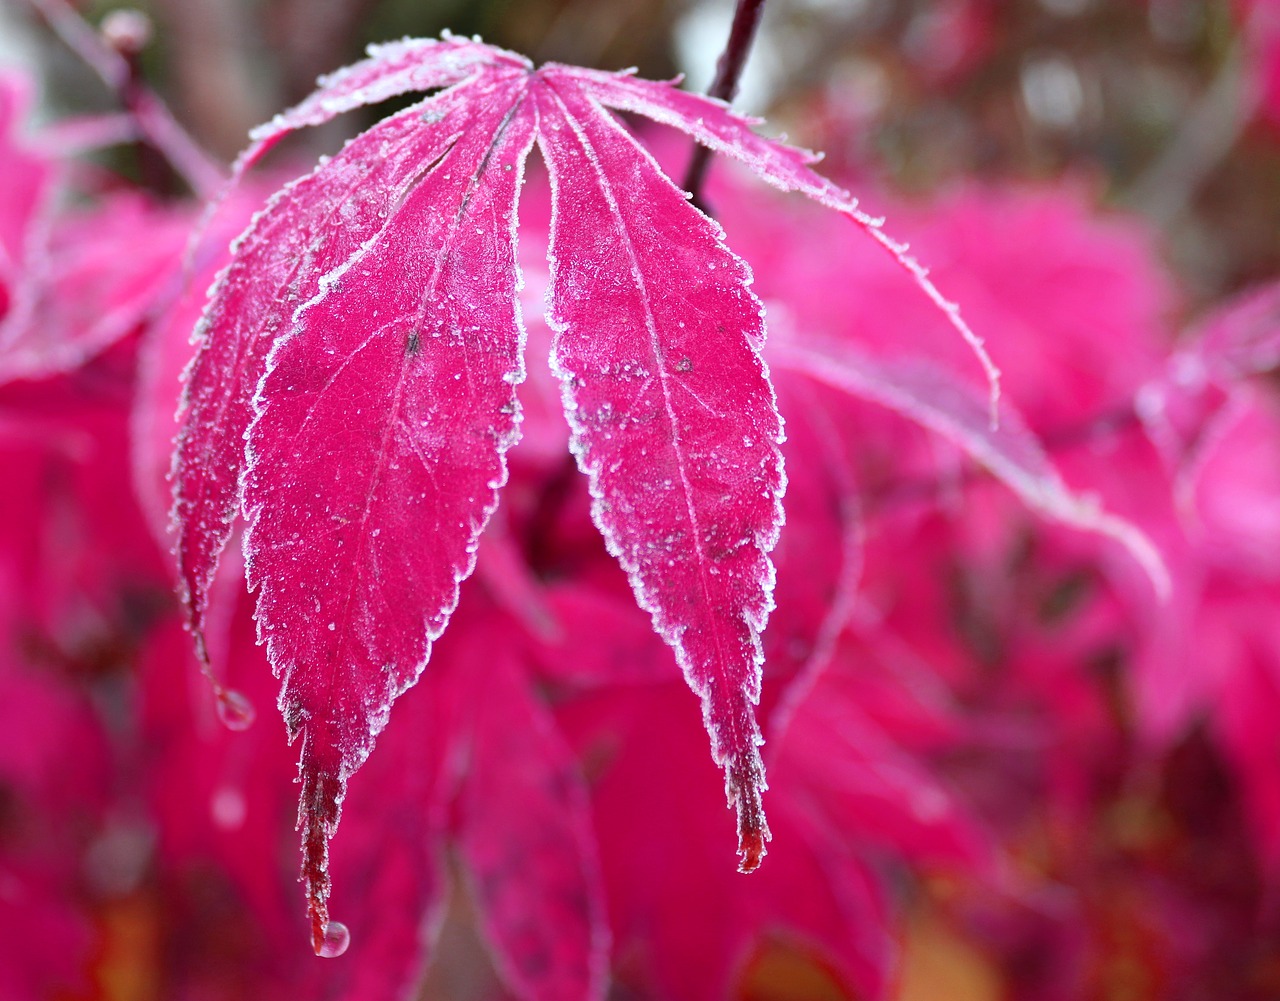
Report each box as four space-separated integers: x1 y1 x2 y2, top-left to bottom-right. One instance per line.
737 825 768 874
731 764 771 873
303 819 330 955
303 842 350 957
299 764 343 955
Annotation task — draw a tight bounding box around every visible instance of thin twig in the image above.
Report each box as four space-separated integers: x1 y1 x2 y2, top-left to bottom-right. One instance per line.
1124 38 1257 227
24 0 225 198
26 0 126 88
682 0 768 210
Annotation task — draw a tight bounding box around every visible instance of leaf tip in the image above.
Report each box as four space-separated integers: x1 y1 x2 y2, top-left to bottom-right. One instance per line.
737 824 768 873
729 755 771 873
302 815 329 954
299 759 345 956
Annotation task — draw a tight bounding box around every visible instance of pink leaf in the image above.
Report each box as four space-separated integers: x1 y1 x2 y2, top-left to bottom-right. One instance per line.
456 649 609 1000
773 674 997 875
767 811 894 999
764 372 865 706
137 599 298 945
306 665 454 1001
531 584 677 688
0 193 191 384
1212 592 1280 877
1136 283 1280 496
556 64 1002 416
1189 279 1280 380
174 77 506 665
0 564 108 1001
134 190 261 549
1190 392 1280 578
0 72 193 385
0 74 55 327
241 33 529 168
773 338 1171 598
557 682 897 1001
473 507 560 641
242 81 537 951
535 81 784 871
173 36 1021 940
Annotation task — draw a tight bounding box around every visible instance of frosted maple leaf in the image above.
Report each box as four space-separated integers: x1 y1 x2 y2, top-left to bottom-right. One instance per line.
171 32 1001 953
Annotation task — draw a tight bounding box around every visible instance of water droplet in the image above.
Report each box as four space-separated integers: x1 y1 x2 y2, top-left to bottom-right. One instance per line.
215 689 256 731
318 920 350 958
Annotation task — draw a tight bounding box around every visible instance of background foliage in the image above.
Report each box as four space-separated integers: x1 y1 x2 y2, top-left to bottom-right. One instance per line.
1 1 1278 999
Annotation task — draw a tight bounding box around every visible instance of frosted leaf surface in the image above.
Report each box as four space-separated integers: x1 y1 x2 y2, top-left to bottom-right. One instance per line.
535 80 785 871
554 64 1001 417
173 81 493 667
170 34 1024 945
241 34 530 168
243 80 537 953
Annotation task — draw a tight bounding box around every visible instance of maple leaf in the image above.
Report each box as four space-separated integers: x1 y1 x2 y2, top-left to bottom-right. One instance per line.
171 33 998 952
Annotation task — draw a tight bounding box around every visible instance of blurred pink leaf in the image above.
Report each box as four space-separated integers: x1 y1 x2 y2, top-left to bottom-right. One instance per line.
0 73 192 386
772 339 1170 597
1137 282 1280 499
456 637 609 1000
0 194 191 384
0 74 55 327
1189 279 1280 380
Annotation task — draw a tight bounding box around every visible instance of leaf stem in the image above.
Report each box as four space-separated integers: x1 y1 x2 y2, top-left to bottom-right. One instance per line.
682 0 768 210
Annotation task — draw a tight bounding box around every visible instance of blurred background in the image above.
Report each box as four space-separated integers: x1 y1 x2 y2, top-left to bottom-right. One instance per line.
3 0 1278 303
2 2 1280 1000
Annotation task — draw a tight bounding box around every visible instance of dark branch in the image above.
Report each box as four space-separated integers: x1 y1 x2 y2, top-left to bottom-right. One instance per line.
682 0 768 211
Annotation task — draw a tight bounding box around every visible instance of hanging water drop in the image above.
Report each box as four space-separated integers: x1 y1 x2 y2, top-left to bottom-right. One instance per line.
215 688 256 731
318 920 351 958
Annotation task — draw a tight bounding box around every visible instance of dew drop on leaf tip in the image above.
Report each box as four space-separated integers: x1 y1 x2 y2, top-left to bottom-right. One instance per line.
215 688 256 731
318 920 351 958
